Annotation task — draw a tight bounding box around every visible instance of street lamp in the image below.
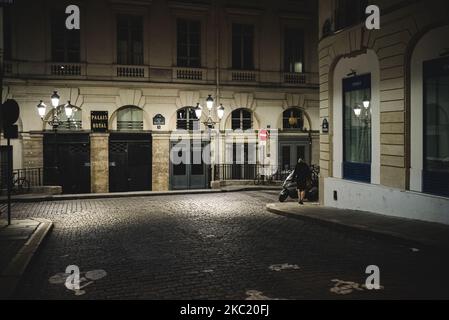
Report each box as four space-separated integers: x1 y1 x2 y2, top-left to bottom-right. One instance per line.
363 95 370 109
36 91 75 189
37 91 74 130
196 95 225 183
206 95 214 111
195 103 203 119
51 91 60 108
198 95 224 129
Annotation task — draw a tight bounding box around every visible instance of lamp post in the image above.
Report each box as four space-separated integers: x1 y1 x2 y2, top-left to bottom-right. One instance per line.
195 95 225 183
36 91 75 186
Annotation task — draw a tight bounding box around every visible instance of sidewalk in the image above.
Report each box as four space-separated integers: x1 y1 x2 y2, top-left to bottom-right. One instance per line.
0 186 280 203
266 202 449 250
0 218 53 299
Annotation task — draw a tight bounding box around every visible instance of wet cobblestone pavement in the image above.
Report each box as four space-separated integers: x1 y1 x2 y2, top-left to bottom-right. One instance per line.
10 191 449 299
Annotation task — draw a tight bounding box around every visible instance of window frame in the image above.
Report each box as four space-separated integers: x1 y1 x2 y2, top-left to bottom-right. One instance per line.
231 108 253 130
116 14 144 66
282 108 304 131
342 73 372 183
176 18 201 68
176 107 199 131
422 57 449 197
117 106 144 131
283 27 305 73
231 23 255 70
50 7 81 63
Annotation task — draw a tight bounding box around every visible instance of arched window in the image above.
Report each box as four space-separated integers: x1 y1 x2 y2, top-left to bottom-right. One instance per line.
283 108 304 130
422 57 449 196
231 108 252 130
49 105 82 130
117 106 143 131
176 107 198 130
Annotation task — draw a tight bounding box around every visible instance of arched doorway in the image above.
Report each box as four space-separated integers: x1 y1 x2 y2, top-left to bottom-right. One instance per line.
109 106 152 192
410 25 449 197
170 107 209 190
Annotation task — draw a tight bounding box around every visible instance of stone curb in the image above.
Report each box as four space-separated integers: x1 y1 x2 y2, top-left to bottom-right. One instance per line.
0 218 53 299
0 187 280 203
266 204 448 251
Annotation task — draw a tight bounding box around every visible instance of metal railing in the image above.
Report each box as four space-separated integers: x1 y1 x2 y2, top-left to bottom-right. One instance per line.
0 167 51 194
214 164 294 182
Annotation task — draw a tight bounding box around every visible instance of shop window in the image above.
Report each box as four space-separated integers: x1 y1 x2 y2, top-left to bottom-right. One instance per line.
232 23 254 70
343 74 371 183
177 19 201 68
284 28 304 73
423 57 449 197
117 14 143 65
176 107 199 130
283 108 304 130
231 109 252 130
51 7 80 62
117 107 144 131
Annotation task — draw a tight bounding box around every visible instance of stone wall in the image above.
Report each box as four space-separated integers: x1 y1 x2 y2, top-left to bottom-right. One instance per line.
90 133 109 193
22 133 43 169
152 133 170 191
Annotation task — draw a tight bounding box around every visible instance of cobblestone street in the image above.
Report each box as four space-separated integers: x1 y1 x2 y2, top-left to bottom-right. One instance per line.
9 191 449 299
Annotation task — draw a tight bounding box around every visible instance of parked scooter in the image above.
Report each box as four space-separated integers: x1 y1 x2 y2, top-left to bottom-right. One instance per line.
279 165 320 203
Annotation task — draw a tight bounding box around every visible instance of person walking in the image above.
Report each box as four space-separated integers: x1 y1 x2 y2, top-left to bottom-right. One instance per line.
293 158 311 205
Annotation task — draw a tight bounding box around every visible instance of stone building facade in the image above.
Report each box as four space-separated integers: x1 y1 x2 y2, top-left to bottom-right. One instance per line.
318 0 449 224
1 0 320 193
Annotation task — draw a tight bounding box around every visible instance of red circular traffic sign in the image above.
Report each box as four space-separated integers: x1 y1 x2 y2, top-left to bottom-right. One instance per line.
259 129 269 141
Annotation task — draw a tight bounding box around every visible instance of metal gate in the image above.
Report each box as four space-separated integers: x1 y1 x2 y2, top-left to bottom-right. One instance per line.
43 133 91 194
109 133 152 192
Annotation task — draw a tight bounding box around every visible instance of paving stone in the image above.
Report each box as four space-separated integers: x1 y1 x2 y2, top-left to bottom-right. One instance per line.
6 191 449 300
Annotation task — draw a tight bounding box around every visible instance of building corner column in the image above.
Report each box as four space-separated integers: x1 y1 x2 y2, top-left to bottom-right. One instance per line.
152 132 170 191
90 133 109 193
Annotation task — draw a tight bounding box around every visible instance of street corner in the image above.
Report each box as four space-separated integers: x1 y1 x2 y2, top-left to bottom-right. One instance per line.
0 218 53 299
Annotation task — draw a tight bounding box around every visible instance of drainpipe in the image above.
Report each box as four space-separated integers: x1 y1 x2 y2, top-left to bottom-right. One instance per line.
213 0 221 183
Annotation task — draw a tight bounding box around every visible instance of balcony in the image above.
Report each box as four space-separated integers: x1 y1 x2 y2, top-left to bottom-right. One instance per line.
230 70 258 82
3 61 318 88
49 63 84 76
283 72 318 86
116 65 148 79
173 67 206 82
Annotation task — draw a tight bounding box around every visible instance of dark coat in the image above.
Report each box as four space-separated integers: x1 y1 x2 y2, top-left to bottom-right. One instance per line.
293 162 311 189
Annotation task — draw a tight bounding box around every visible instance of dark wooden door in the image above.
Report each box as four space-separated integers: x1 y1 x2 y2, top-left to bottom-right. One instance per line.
43 133 91 194
109 133 152 192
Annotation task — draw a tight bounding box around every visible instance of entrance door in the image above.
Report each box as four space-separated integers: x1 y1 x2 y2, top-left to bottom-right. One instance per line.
280 141 309 170
170 141 209 190
109 133 152 192
43 133 91 194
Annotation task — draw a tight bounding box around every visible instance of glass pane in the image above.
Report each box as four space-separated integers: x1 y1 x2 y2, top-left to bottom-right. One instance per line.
425 70 449 173
117 107 143 131
282 146 290 169
343 75 372 165
191 148 204 175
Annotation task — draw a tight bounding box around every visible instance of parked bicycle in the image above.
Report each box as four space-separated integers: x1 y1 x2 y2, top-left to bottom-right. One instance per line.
11 172 31 194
